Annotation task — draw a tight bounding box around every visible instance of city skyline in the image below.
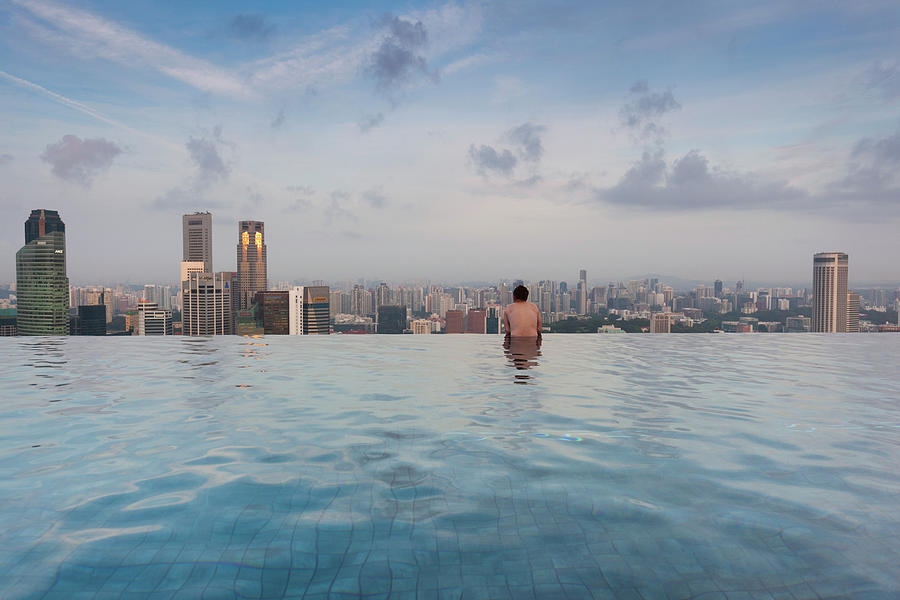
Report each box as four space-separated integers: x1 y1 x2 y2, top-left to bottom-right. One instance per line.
1 1 899 283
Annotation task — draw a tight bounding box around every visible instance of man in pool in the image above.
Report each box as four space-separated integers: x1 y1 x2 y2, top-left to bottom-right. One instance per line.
503 285 542 339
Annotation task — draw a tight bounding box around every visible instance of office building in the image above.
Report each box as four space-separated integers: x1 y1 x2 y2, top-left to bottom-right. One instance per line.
136 301 173 335
289 286 330 335
650 313 671 333
714 279 724 298
16 209 70 335
0 309 16 336
255 291 289 335
377 305 406 334
466 310 486 333
812 252 849 333
182 272 233 336
183 212 213 273
236 221 267 310
77 305 107 335
445 310 465 333
847 292 860 333
180 261 206 283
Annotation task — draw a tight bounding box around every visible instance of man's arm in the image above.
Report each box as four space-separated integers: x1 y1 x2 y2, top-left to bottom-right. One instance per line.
535 305 543 338
503 308 511 336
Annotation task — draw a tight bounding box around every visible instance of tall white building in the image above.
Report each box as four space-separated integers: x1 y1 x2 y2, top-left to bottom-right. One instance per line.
812 252 849 333
289 286 330 335
182 272 233 336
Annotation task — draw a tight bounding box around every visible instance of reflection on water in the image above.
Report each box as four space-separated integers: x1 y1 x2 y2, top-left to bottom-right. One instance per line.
503 335 542 383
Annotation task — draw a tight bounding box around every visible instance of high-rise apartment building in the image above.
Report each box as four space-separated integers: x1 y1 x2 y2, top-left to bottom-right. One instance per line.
136 301 173 335
289 286 330 335
182 212 213 273
182 272 233 336
847 292 860 333
812 252 849 333
236 221 267 310
16 209 70 335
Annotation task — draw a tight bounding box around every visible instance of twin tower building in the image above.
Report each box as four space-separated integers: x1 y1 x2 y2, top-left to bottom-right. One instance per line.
180 212 328 335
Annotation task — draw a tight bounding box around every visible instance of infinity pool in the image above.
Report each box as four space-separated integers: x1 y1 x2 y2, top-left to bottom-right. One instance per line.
1 335 898 599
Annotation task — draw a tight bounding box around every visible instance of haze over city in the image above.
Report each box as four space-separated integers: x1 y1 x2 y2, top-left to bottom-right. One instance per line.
1 0 899 284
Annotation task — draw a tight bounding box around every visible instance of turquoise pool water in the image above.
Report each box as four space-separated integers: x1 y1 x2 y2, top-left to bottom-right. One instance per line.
0 335 898 599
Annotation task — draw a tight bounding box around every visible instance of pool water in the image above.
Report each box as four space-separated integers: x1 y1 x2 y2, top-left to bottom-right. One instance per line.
0 335 898 599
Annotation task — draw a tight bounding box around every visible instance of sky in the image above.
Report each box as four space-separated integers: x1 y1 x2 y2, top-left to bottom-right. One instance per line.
0 0 898 287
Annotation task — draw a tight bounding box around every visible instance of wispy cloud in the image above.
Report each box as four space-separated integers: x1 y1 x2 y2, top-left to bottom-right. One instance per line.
10 0 253 100
0 154 13 166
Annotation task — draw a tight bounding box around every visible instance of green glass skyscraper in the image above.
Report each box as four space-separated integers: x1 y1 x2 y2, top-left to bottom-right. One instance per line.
16 209 70 335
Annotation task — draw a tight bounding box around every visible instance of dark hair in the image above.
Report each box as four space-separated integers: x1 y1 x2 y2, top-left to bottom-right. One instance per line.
513 285 529 301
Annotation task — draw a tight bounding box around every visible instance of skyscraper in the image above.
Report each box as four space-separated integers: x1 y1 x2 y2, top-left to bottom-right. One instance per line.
288 286 330 335
182 212 212 273
812 252 849 333
236 221 267 310
16 209 70 335
182 272 233 336
714 279 724 298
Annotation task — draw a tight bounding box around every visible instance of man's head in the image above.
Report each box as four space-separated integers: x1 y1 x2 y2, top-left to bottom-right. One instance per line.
513 285 529 302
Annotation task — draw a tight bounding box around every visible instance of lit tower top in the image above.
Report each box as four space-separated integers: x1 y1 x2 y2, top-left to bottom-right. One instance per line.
236 220 267 310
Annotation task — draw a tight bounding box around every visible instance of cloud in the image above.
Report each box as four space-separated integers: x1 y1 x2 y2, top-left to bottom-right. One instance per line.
11 0 252 99
186 127 230 182
468 144 517 176
270 107 286 128
598 149 807 210
860 61 899 101
359 112 385 132
228 14 274 42
362 187 388 208
368 14 435 92
619 80 681 143
468 122 546 180
325 190 357 224
285 185 315 212
40 134 122 185
0 154 13 166
506 122 546 162
828 128 900 204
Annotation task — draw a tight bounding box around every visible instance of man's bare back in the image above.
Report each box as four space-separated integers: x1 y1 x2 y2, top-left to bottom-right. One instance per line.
503 300 542 338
